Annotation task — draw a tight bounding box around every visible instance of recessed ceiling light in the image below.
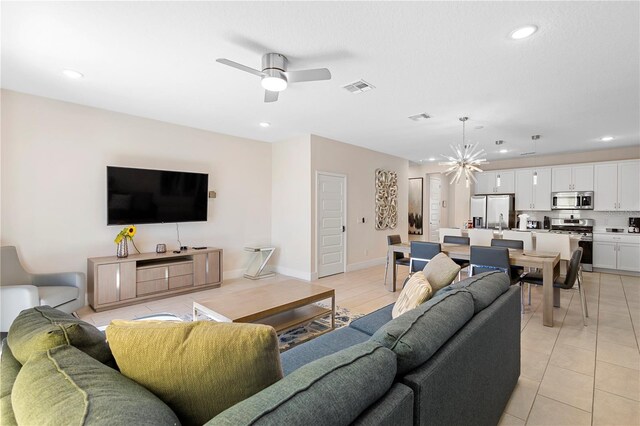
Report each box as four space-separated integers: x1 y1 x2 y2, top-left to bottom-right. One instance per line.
600 136 614 142
62 69 84 79
509 25 538 40
499 149 508 153
428 157 436 162
259 122 271 128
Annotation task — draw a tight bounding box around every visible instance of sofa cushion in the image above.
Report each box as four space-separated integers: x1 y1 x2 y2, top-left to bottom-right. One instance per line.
352 383 414 426
206 341 396 426
349 303 394 336
37 286 78 308
371 289 474 375
439 270 510 313
7 306 112 365
106 320 282 426
11 345 179 426
280 326 370 375
392 272 433 318
422 253 461 292
0 340 19 426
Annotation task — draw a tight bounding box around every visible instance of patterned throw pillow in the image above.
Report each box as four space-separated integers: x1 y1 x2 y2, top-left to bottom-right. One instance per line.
392 272 433 318
422 253 461 292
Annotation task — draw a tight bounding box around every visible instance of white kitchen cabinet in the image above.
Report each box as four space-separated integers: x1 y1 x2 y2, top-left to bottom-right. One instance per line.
515 168 551 211
593 234 640 272
474 171 515 194
593 242 617 269
618 161 640 211
474 173 495 195
496 170 515 193
594 160 640 211
552 164 594 192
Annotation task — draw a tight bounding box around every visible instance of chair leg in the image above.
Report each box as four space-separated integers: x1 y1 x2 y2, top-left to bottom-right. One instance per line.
384 258 389 286
578 267 588 322
528 284 532 305
519 283 525 314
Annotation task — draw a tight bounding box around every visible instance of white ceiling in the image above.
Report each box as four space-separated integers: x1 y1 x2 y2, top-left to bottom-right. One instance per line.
2 1 639 161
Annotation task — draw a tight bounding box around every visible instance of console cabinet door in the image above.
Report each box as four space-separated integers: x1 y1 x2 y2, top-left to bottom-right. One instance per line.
96 262 136 304
193 254 207 286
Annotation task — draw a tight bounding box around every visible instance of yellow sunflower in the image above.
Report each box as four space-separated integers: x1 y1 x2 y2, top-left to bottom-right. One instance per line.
126 225 136 238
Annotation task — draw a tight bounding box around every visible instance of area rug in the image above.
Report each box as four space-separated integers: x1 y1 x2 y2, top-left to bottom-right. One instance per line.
176 303 363 352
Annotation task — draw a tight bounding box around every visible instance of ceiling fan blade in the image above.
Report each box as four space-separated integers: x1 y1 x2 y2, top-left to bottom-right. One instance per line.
264 90 279 103
284 68 331 83
216 58 264 77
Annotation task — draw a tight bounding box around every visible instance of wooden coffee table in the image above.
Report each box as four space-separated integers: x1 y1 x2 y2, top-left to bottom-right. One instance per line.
193 281 336 335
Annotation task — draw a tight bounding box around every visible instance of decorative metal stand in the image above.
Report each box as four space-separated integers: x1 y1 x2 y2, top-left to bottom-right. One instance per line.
243 247 276 280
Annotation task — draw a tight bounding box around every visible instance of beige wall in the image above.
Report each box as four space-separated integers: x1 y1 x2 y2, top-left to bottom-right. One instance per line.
0 90 272 276
270 136 312 279
310 135 409 275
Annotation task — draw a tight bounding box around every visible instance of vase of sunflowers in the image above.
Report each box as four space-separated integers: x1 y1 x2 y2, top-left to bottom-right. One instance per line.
115 225 136 258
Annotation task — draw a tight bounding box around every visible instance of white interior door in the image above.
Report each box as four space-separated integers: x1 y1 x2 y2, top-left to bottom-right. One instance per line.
429 176 441 242
317 173 346 278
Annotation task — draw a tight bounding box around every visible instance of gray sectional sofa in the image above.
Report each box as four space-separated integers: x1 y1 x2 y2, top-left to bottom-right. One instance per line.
1 270 520 425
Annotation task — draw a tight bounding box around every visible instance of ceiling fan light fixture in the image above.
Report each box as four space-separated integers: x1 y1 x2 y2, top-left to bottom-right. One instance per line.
261 74 287 92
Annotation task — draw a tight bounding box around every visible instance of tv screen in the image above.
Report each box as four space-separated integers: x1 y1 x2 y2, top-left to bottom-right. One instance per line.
107 166 208 225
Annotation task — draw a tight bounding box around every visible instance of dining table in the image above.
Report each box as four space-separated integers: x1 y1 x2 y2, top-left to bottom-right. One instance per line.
386 242 561 327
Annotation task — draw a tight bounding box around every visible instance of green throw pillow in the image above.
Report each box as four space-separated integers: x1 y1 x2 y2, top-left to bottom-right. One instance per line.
7 306 113 365
11 345 179 426
0 340 19 426
106 320 283 426
422 253 461 292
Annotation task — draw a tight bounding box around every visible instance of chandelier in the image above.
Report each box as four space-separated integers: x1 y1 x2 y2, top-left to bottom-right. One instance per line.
439 117 487 187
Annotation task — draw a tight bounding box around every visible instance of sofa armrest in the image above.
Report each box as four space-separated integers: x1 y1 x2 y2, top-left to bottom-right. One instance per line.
32 272 85 291
0 286 39 332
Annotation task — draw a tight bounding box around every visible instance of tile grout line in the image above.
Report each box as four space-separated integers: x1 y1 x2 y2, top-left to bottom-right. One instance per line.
522 287 573 423
618 276 640 354
590 272 603 426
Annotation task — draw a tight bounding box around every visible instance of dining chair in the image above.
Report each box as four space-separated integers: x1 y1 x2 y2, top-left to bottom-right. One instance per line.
384 235 411 286
439 228 462 243
409 241 441 273
470 245 524 312
443 235 470 280
468 229 495 247
502 230 534 251
520 248 588 325
491 238 526 280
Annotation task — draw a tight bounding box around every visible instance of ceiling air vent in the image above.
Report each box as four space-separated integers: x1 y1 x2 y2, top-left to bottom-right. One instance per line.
408 113 431 121
342 80 376 94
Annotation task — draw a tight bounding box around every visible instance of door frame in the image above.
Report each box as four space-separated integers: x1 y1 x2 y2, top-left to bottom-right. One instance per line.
315 171 348 278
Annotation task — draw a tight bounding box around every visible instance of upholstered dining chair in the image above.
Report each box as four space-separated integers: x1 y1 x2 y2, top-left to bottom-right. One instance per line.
502 230 534 251
384 235 411 286
491 238 526 280
409 241 441 273
520 248 588 325
468 229 495 247
0 246 86 332
443 235 470 280
438 228 462 243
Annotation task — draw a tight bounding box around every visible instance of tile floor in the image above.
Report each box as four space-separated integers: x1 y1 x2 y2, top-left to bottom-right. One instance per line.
77 267 640 425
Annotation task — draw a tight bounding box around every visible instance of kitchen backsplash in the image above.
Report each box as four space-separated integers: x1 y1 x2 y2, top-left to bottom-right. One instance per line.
517 210 639 228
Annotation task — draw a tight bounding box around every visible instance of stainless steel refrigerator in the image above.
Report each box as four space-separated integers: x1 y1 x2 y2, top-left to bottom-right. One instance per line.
470 195 515 229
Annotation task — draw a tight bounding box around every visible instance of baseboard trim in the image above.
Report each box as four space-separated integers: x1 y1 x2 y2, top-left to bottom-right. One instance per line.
593 267 640 277
274 266 312 281
346 257 387 272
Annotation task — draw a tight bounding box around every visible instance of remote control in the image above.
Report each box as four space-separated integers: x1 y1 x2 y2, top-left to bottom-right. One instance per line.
193 246 207 250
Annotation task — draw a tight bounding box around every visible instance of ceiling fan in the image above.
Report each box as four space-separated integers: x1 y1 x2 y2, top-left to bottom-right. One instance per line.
216 53 331 103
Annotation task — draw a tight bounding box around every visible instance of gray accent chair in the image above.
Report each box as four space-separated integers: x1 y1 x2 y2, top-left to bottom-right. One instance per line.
0 246 86 332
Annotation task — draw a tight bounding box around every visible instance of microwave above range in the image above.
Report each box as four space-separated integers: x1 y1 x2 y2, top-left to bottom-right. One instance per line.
551 191 594 210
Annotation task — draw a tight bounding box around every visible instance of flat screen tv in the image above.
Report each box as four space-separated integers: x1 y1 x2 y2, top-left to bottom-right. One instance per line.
107 166 208 225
